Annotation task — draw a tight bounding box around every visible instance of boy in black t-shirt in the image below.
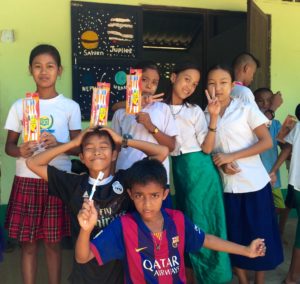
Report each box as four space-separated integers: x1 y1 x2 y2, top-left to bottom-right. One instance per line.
26 127 168 284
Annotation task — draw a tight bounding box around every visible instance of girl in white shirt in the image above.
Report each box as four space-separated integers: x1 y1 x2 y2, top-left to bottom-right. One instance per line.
165 62 232 283
4 44 81 284
206 64 283 284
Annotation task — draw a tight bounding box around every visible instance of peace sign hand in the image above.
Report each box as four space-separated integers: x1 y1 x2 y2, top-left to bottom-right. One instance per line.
205 87 220 117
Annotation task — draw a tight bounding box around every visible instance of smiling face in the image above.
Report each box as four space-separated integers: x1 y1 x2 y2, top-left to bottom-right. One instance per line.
29 53 62 91
207 68 234 105
128 182 169 222
141 68 160 96
254 90 272 112
171 69 200 105
79 134 117 178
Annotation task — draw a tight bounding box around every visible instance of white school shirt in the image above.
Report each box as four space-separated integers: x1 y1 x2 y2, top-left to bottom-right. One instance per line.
231 84 256 105
170 103 208 156
111 102 178 183
285 122 300 191
5 94 82 178
205 98 270 193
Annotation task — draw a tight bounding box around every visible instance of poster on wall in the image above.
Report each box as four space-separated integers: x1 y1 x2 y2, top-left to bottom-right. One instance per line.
72 61 134 120
71 1 142 121
71 1 142 59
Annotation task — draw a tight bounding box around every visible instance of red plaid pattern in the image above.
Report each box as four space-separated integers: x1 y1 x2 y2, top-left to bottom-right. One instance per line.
5 176 70 242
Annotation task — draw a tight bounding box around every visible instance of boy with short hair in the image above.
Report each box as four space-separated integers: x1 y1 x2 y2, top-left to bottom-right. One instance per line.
76 159 266 284
254 88 285 214
26 127 168 284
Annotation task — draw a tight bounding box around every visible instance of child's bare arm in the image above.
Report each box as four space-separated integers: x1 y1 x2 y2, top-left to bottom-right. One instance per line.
102 127 169 162
26 129 91 181
203 234 266 258
270 143 292 174
75 200 98 263
213 124 272 166
135 112 176 152
111 101 126 112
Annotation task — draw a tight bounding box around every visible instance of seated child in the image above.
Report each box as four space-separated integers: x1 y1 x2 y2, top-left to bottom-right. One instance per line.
75 159 266 284
26 127 168 284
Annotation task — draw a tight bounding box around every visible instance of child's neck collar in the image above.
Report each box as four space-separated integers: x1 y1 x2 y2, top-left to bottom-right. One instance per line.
88 175 113 186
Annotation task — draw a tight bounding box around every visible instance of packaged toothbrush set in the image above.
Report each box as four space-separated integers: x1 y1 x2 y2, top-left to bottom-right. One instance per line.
125 69 142 114
90 82 111 127
22 93 40 142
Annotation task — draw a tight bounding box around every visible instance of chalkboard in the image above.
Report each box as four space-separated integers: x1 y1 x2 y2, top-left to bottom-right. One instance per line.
72 60 134 120
71 1 142 120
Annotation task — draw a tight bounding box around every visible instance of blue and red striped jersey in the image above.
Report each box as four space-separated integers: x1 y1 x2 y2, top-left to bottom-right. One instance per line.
90 208 205 284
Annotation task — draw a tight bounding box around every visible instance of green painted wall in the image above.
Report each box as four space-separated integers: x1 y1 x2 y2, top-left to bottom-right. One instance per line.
0 0 299 207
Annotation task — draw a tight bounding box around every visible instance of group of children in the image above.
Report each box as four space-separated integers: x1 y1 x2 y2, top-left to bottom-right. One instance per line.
1 44 299 284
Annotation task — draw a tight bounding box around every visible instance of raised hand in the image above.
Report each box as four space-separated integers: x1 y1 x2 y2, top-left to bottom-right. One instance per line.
77 199 98 232
247 238 266 258
142 92 164 108
40 132 58 149
101 127 122 146
205 87 220 116
271 91 283 111
136 112 154 131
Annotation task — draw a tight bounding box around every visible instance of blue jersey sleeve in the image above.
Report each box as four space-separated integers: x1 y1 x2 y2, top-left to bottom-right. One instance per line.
184 216 205 253
90 217 124 265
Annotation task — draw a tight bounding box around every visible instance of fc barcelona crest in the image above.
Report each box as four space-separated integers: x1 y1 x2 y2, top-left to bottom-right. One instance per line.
172 236 179 248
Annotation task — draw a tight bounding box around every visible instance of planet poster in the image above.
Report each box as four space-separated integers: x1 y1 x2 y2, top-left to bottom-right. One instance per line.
72 62 133 120
72 1 141 58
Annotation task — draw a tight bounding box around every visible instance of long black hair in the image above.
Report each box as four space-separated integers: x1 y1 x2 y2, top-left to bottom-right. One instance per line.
164 61 201 106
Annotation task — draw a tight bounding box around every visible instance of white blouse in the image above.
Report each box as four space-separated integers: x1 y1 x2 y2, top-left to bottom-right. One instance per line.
170 103 208 156
205 99 270 193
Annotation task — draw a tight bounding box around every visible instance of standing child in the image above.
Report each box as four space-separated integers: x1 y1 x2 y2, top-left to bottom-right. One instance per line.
4 44 82 284
164 62 231 283
26 127 168 284
112 61 177 207
206 64 283 284
253 88 286 220
270 119 300 284
75 159 266 284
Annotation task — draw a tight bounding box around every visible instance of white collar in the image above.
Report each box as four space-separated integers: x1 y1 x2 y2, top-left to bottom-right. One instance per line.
88 175 113 186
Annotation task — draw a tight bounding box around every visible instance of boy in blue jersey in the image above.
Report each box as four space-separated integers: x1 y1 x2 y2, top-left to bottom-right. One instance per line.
76 159 267 284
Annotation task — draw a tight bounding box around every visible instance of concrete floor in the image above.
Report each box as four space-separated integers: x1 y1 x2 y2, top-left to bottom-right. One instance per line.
0 218 297 284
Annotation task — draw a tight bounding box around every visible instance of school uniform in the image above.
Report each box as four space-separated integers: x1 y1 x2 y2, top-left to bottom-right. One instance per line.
206 98 283 270
91 209 205 284
4 95 81 242
170 103 231 283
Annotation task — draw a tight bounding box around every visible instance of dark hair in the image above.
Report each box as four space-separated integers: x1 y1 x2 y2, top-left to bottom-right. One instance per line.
29 44 61 67
164 61 201 105
126 159 167 190
80 127 116 153
134 60 160 75
206 64 234 83
232 52 260 70
253 87 273 98
295 104 300 120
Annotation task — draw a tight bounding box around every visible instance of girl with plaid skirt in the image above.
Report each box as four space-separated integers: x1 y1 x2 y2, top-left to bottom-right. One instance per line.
4 44 81 284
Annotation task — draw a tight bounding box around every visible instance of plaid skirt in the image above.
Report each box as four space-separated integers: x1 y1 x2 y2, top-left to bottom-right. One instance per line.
5 176 70 243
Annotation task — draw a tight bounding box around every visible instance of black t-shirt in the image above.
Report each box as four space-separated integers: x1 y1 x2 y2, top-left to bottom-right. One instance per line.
48 165 133 284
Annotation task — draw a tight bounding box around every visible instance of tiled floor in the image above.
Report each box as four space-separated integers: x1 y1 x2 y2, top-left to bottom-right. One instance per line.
0 218 297 284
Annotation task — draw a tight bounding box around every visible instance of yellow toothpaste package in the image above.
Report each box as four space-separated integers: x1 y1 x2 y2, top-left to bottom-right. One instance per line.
90 82 111 127
22 93 40 142
125 68 142 114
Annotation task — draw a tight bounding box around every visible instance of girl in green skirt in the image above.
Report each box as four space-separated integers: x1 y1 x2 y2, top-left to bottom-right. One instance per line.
165 62 232 283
